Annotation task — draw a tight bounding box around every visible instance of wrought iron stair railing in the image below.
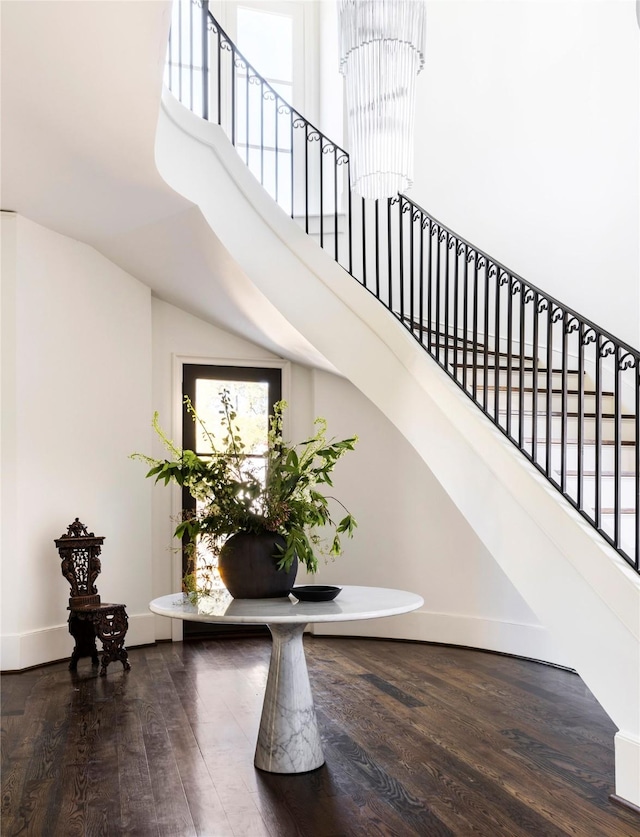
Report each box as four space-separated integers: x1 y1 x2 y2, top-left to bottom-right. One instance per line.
165 0 640 574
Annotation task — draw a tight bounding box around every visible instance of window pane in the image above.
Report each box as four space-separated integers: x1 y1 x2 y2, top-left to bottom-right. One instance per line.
194 379 270 457
237 7 292 83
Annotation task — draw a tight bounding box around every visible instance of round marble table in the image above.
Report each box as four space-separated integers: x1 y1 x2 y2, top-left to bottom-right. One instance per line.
149 585 423 774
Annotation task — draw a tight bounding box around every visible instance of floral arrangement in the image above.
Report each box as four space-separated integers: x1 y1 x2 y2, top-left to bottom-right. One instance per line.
132 391 357 586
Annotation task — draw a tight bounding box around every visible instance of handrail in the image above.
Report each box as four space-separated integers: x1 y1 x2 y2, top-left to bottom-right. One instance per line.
165 0 640 574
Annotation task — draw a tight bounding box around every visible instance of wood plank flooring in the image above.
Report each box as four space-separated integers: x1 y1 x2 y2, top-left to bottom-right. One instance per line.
2 637 639 836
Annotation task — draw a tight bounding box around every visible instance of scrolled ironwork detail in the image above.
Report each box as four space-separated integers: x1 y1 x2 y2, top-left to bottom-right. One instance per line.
336 151 349 166
523 288 536 305
456 241 466 257
550 304 564 324
307 130 322 144
220 38 233 53
564 315 580 335
599 337 616 359
581 325 597 346
618 351 637 371
510 277 522 296
291 115 305 128
466 248 477 263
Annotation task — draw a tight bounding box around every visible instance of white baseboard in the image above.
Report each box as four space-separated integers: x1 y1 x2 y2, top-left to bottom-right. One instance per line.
0 612 156 671
615 731 640 808
311 609 572 668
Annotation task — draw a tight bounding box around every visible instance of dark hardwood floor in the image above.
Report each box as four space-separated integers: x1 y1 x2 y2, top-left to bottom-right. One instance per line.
2 637 639 836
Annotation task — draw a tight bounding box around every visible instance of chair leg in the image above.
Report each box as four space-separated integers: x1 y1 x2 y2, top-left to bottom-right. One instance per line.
94 607 131 676
68 614 99 671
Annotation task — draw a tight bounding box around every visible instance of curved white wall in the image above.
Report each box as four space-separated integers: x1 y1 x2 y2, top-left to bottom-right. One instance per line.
0 213 155 669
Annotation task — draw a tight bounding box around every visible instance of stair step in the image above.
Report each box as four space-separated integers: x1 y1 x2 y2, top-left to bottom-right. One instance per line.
486 388 616 415
460 368 581 390
530 440 637 472
499 413 636 443
565 474 638 507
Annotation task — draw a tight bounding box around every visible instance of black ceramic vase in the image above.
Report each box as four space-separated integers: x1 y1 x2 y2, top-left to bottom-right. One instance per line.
218 531 298 598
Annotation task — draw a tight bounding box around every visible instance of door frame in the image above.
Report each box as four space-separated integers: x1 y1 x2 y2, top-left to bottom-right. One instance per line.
168 355 291 641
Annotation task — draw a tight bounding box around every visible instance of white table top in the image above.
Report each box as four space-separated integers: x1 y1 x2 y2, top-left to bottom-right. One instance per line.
149 586 423 625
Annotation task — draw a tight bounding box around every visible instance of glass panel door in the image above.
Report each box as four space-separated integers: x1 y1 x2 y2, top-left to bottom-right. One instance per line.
182 364 282 636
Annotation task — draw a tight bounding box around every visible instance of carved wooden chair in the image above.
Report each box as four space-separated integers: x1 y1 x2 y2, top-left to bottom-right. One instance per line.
54 518 131 676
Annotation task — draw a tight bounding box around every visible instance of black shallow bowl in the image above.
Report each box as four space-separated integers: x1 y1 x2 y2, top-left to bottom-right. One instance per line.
292 585 342 602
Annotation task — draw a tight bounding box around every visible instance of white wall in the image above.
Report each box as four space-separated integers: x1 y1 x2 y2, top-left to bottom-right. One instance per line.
411 0 639 347
310 370 564 661
0 213 154 670
150 297 310 638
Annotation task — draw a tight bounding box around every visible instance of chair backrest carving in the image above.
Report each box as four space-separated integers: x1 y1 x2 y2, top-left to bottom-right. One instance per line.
54 518 105 608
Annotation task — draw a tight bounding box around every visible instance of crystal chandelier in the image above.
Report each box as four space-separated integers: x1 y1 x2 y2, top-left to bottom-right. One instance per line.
338 0 426 201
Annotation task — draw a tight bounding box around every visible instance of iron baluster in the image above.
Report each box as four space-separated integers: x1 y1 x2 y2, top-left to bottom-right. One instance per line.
544 304 553 477
347 162 353 275
409 210 415 333
427 221 434 355
461 245 468 392
445 234 451 372
482 260 489 414
230 46 236 146
304 123 309 234
319 139 324 251
560 312 569 493
531 291 539 464
399 200 405 322
636 362 640 569
374 200 380 299
472 255 479 405
361 197 367 289
202 2 209 120
453 240 460 377
614 350 621 548
387 198 393 311
419 221 425 347
435 228 442 364
216 26 221 124
333 150 338 263
595 334 603 529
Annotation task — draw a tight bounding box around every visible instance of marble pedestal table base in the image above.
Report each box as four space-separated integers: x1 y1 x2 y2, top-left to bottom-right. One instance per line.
149 586 424 775
255 623 323 773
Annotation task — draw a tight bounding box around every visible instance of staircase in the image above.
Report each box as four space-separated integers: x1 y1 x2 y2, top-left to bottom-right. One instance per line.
423 327 639 560
158 0 640 807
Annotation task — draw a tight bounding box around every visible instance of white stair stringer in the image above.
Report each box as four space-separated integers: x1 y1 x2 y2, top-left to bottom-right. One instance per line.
156 90 640 807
